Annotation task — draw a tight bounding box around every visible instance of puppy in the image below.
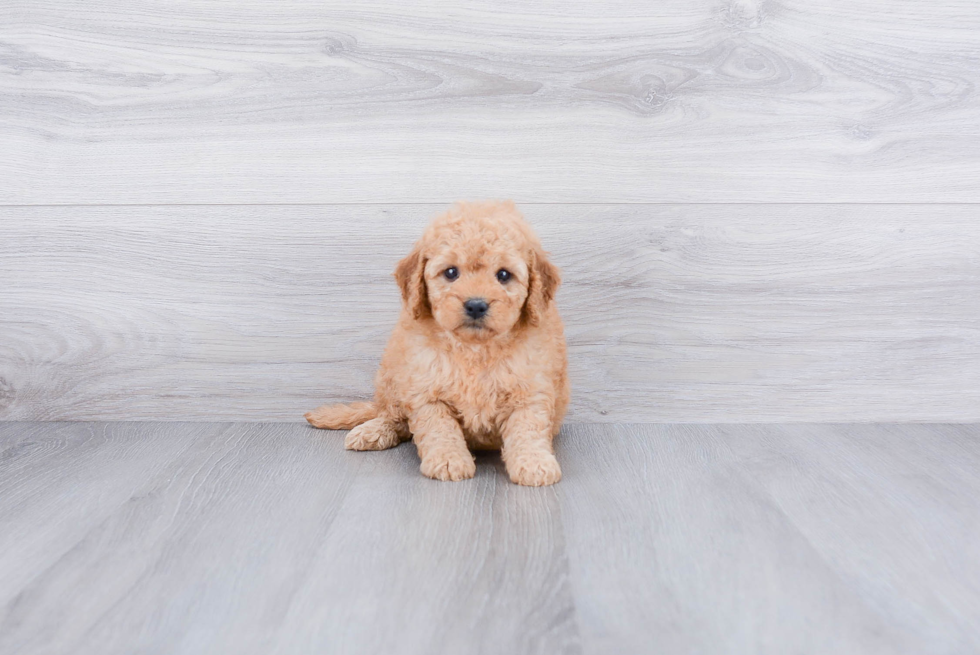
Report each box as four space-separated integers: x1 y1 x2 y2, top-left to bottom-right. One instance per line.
306 201 569 486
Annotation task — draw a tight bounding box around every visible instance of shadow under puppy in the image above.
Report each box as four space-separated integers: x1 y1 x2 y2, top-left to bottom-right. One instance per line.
306 201 569 486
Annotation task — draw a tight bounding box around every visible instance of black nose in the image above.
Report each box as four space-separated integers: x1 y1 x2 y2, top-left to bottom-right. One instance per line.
463 298 489 320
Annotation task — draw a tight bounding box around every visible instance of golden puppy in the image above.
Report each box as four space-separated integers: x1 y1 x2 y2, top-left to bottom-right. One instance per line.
306 201 569 486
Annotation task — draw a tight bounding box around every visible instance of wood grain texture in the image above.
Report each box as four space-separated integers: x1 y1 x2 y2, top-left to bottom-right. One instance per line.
269 449 579 655
2 204 978 422
0 422 360 655
0 422 220 610
1 421 978 654
3 0 980 203
0 422 578 655
557 423 980 654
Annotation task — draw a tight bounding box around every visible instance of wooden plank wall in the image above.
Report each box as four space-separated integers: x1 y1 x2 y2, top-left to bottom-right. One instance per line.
2 0 979 421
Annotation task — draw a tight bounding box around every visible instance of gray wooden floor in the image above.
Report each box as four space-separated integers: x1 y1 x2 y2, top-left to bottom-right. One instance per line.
2 422 978 655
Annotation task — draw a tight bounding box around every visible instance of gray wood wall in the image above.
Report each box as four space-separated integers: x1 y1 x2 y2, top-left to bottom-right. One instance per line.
2 1 979 422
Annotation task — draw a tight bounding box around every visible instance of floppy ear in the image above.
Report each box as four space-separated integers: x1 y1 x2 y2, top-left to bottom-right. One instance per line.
523 246 561 327
394 243 430 320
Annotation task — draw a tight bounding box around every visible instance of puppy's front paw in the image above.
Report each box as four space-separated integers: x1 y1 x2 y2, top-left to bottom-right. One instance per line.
420 449 476 482
345 418 400 451
507 451 562 486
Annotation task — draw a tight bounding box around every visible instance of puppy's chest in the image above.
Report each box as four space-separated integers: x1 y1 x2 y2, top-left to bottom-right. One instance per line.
436 359 522 436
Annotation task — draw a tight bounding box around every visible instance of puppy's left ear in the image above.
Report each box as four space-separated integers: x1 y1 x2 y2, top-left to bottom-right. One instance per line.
394 242 430 320
523 245 561 327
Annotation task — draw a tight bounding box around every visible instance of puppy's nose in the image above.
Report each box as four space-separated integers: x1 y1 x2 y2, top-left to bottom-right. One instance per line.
463 298 489 320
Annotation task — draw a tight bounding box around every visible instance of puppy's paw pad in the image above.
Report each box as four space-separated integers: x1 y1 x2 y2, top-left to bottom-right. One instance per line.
345 419 399 451
420 450 476 481
508 452 562 486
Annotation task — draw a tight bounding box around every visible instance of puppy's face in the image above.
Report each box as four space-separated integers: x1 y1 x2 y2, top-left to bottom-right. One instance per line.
395 202 560 343
424 241 529 342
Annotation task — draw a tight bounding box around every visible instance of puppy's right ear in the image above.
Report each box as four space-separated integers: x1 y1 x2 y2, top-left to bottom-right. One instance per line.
394 242 430 320
522 244 561 327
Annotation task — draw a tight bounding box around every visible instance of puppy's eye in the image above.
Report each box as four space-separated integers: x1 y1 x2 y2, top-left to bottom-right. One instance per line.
496 269 512 283
443 267 459 281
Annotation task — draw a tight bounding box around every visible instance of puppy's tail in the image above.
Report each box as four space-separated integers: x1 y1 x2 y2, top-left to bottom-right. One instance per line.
305 401 377 430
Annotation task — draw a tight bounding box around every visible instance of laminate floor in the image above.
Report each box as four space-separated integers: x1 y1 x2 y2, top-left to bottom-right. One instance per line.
1 422 978 655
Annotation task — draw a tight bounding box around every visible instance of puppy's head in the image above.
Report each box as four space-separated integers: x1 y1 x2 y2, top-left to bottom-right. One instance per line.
394 201 560 342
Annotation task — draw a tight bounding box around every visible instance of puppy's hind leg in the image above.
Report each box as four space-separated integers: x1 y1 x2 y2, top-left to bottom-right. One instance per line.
345 416 409 451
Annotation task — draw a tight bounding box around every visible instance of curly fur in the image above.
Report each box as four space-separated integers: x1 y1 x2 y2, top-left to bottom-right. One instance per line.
306 201 569 486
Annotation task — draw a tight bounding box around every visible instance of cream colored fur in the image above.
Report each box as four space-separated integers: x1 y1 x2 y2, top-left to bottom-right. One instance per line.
306 201 569 486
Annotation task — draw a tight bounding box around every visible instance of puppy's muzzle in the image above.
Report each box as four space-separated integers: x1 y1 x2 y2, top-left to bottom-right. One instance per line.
463 298 489 321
